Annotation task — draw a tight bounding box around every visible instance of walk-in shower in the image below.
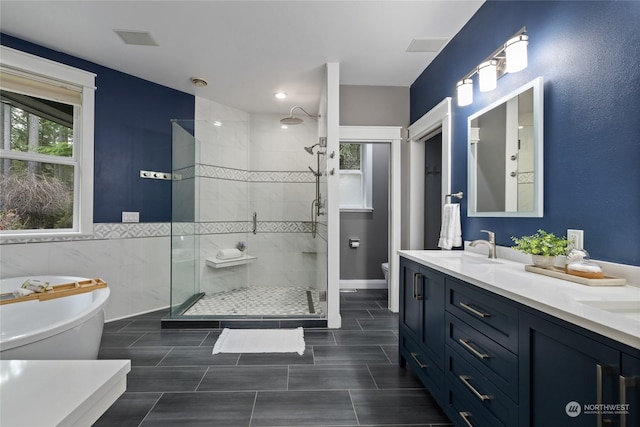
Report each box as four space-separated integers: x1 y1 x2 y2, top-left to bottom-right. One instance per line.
165 117 328 328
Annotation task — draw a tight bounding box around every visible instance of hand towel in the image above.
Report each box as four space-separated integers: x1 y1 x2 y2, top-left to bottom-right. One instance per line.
437 203 462 250
216 248 243 260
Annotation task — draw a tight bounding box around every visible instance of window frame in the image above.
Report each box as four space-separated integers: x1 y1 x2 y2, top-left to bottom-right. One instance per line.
0 46 96 238
339 142 373 212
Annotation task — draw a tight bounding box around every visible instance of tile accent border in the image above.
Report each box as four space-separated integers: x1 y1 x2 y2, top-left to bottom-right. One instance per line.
0 223 172 245
1 219 317 245
196 164 315 183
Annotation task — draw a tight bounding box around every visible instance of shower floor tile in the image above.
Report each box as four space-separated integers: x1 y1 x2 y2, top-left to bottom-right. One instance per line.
183 286 325 317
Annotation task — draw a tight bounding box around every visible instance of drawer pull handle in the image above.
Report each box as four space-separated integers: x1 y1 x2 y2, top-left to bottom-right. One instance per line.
459 411 474 427
619 374 636 427
459 375 491 401
459 338 490 360
410 352 428 369
459 301 491 318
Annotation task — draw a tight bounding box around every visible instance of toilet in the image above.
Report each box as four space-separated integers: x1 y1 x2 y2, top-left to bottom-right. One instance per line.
381 262 389 284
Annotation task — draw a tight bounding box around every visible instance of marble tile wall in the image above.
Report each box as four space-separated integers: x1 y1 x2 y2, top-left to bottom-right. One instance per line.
193 99 326 293
0 224 171 321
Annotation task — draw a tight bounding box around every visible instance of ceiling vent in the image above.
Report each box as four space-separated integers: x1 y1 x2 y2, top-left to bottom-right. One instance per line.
406 37 449 53
114 30 158 46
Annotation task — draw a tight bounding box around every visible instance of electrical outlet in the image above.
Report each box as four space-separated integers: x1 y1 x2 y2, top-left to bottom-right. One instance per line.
122 211 139 223
567 229 584 250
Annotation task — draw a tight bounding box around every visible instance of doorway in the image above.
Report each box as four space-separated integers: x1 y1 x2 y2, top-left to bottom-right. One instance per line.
424 132 442 249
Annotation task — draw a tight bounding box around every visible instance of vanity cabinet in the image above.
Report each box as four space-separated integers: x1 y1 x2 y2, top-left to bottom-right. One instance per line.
399 257 446 402
398 254 640 427
444 278 519 427
520 311 640 427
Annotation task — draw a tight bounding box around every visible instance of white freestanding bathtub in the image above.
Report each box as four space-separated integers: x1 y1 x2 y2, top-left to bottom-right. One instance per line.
0 276 110 360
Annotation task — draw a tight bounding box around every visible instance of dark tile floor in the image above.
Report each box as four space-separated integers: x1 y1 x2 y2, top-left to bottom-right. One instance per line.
95 289 453 426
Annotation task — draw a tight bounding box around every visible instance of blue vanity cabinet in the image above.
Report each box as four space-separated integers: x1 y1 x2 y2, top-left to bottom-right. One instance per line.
519 310 621 427
398 255 640 427
621 353 640 427
399 257 446 402
443 277 519 427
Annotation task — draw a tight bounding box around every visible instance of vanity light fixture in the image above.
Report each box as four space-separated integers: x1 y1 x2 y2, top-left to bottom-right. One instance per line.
455 27 528 106
505 34 529 73
478 60 497 92
456 79 473 106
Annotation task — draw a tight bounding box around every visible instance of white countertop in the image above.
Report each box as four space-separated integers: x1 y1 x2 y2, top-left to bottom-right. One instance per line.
398 250 640 350
0 359 130 427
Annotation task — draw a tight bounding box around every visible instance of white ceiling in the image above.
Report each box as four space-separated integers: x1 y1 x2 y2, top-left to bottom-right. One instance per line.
0 1 484 115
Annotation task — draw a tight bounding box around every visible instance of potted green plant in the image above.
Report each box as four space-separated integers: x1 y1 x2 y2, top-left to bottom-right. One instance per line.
511 229 569 269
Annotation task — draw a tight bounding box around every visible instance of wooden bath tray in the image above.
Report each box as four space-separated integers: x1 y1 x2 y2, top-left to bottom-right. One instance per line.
524 265 627 286
0 279 107 305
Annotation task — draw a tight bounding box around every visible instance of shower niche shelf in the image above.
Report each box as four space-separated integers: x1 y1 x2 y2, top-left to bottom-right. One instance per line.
206 255 257 269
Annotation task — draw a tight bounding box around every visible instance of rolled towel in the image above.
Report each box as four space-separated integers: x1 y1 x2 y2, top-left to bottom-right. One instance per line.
216 248 243 260
13 288 35 297
565 261 604 279
21 279 52 293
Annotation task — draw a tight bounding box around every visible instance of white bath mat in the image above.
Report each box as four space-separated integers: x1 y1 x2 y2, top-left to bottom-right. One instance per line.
212 327 305 355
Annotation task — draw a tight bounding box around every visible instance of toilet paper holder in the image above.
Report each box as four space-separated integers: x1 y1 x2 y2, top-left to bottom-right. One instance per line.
349 238 360 248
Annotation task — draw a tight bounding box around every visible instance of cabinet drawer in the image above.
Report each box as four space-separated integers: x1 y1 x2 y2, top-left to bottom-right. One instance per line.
446 278 518 353
446 313 518 398
446 382 507 427
400 333 444 402
446 345 518 426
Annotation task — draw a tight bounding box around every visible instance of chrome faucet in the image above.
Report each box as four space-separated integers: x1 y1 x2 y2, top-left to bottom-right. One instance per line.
470 229 497 259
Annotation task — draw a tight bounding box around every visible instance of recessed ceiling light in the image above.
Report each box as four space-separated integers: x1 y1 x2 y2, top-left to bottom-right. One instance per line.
281 124 288 129
274 92 287 99
213 121 222 127
406 37 449 52
191 77 208 87
114 30 158 46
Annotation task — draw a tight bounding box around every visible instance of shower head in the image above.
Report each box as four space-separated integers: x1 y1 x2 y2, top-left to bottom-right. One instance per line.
308 166 321 177
280 116 304 125
280 106 320 126
304 144 319 155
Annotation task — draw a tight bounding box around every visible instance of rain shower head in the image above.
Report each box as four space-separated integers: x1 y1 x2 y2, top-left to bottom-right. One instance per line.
280 106 320 126
280 116 304 125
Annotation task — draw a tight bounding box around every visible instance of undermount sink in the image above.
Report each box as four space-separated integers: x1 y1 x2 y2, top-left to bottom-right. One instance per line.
426 252 501 265
578 300 640 321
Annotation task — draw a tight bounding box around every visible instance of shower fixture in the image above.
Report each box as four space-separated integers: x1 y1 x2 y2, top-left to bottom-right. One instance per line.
280 106 320 126
304 143 319 155
308 166 322 177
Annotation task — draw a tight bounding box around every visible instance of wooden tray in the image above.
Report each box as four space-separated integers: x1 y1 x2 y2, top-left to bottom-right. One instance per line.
0 279 107 305
524 265 626 286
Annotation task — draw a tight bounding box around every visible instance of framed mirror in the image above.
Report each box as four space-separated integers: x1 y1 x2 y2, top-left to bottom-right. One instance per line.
468 77 544 217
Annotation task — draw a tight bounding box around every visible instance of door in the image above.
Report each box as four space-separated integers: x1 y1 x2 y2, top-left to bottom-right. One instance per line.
424 132 442 249
520 312 620 426
400 258 423 340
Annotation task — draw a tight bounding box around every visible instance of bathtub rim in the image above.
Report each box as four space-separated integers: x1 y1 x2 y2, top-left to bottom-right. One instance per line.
0 275 110 352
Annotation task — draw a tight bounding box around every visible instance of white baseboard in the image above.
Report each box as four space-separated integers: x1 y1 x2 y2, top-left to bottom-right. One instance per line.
340 279 387 290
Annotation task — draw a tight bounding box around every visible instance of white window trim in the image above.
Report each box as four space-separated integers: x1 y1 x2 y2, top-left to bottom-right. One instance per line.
339 143 373 212
0 46 96 239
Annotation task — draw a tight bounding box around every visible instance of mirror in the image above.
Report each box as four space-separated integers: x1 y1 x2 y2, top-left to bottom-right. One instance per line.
468 77 543 217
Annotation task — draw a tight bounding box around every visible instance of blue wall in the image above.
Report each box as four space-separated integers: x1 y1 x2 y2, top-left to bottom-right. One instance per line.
411 1 640 266
1 34 195 223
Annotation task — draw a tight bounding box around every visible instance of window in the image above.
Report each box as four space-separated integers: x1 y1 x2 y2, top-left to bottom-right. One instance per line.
339 142 373 211
0 46 95 237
